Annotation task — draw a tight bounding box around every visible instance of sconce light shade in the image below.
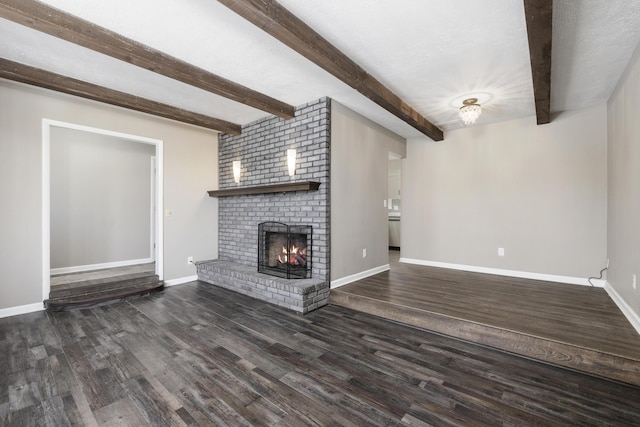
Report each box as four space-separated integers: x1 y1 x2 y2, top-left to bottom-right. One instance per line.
232 160 241 183
287 149 296 177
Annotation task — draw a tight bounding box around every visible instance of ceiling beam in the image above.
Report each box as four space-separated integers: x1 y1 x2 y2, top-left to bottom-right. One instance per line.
524 0 553 125
0 58 242 135
0 0 296 120
217 0 444 141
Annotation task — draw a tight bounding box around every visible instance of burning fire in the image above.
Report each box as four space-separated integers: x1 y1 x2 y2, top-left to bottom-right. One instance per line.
278 244 307 266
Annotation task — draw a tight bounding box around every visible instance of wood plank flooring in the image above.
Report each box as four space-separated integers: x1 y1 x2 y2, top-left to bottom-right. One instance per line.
2 281 640 426
331 251 640 385
51 263 156 288
47 263 162 310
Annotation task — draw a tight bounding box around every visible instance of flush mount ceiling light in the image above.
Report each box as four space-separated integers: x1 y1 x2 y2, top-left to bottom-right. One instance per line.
458 98 482 125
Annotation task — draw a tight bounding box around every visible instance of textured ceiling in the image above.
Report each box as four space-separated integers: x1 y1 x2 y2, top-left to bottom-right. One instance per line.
552 1 640 112
1 0 639 139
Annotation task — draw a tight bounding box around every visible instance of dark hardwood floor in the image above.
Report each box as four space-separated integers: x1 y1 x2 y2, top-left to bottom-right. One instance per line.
2 281 640 426
50 263 156 289
331 250 640 385
47 263 163 309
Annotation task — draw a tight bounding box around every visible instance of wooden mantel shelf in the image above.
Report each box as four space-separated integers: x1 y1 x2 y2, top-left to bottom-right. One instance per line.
207 181 320 197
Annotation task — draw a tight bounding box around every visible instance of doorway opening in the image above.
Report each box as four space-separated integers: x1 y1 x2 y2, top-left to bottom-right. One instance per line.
388 152 402 252
41 120 164 302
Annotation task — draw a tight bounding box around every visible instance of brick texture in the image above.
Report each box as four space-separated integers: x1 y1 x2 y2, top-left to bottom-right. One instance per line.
196 260 329 314
201 98 331 313
217 98 330 282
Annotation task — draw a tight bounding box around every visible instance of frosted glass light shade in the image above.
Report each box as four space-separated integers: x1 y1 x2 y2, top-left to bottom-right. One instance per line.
287 149 296 176
232 160 241 183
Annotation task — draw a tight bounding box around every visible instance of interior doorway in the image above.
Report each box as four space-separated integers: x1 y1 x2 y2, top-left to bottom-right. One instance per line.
388 153 402 252
41 120 164 302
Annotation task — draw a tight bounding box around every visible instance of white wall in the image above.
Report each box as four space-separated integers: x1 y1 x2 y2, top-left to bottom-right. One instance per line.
50 127 155 268
0 80 218 312
331 101 406 284
402 105 607 281
607 41 640 324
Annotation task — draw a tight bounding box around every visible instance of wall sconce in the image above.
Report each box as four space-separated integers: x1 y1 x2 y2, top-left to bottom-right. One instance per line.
232 160 241 183
287 149 296 177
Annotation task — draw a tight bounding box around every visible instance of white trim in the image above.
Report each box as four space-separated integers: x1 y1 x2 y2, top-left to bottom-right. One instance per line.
155 143 164 281
50 258 154 276
164 275 198 287
604 281 640 336
43 119 162 145
0 303 44 319
42 119 164 303
150 156 156 262
331 264 390 289
42 120 51 303
399 258 606 287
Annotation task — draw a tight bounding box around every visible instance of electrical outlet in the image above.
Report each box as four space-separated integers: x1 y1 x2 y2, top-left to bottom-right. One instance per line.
633 274 637 290
606 258 610 268
187 256 194 265
362 248 367 258
498 248 505 257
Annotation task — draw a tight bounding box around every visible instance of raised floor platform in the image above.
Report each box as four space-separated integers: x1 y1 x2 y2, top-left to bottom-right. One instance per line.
46 267 163 310
196 259 329 314
331 252 640 386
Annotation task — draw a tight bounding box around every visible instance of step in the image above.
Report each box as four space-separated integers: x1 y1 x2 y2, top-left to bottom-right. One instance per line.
49 273 160 299
46 279 164 311
330 289 640 387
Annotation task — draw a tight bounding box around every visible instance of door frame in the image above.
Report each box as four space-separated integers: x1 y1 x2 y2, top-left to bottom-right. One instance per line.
150 156 157 262
41 119 164 301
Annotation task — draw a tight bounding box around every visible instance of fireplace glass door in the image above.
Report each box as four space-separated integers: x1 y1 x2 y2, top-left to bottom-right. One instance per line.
258 222 312 279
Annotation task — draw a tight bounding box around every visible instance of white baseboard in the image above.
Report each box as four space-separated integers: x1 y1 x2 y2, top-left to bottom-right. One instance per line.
331 264 390 289
0 302 44 319
164 275 198 287
604 281 640 336
51 258 154 275
399 258 606 288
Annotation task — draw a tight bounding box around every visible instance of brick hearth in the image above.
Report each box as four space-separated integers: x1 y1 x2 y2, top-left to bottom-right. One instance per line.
196 260 329 314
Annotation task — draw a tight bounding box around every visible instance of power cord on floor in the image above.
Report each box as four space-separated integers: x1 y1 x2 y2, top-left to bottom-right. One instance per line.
588 267 608 287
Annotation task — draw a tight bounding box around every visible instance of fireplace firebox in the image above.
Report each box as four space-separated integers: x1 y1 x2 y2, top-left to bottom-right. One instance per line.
258 222 312 279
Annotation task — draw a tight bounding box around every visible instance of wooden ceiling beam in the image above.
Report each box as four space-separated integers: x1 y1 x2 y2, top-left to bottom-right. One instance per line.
217 0 444 141
0 58 242 135
524 0 553 125
0 0 296 120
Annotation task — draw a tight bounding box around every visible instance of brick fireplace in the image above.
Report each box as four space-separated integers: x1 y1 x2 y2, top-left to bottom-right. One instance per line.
197 98 331 313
